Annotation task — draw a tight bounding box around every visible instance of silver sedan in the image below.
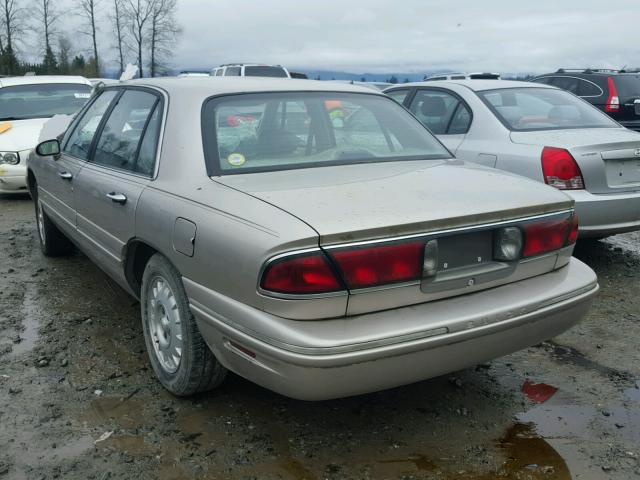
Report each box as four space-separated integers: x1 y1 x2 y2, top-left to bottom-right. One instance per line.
28 78 597 400
385 80 640 238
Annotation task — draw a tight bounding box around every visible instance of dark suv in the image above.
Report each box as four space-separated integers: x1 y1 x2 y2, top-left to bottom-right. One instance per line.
532 69 640 131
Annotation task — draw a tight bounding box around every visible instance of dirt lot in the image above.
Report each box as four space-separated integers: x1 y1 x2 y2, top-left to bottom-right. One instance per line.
0 194 639 480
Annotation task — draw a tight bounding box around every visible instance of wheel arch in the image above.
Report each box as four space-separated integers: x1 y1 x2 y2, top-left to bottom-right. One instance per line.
26 168 37 200
123 239 163 299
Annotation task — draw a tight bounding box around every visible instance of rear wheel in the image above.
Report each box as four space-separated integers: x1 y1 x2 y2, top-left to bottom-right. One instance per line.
141 253 227 396
35 197 73 257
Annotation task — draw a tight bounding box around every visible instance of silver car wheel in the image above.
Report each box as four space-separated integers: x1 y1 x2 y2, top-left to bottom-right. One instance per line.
37 200 46 246
147 276 183 374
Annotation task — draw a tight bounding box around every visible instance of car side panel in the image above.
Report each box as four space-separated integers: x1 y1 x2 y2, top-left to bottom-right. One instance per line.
134 182 348 319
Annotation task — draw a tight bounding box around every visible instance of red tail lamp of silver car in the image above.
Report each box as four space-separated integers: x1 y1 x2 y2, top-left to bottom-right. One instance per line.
541 147 585 190
260 214 578 295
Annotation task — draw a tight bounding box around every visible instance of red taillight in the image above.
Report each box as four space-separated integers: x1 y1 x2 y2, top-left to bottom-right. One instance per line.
605 77 620 113
329 241 424 289
541 147 584 190
523 214 577 258
260 253 342 294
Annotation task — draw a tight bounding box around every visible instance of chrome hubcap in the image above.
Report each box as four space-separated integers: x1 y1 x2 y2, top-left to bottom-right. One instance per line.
37 200 46 245
147 276 182 373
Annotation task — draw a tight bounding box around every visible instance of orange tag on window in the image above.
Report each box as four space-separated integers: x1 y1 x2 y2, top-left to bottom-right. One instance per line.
0 122 12 134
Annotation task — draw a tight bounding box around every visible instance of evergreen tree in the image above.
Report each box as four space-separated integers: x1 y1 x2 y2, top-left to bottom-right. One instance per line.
71 55 87 73
1 44 20 75
42 44 58 73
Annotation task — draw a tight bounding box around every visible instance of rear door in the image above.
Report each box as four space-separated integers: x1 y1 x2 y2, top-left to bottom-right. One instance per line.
39 90 118 232
73 88 164 281
407 88 471 152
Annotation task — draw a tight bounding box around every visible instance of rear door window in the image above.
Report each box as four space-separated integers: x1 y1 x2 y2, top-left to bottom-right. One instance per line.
532 77 552 85
64 90 118 160
550 77 580 94
92 90 161 175
224 67 241 76
409 89 471 134
577 79 602 97
386 89 410 105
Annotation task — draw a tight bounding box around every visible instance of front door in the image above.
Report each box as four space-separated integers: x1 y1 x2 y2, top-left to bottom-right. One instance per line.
39 90 118 232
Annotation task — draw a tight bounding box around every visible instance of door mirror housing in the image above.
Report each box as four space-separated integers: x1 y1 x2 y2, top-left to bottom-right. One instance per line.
35 139 61 158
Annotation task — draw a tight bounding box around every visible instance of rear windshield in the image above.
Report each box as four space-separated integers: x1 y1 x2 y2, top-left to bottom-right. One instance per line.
204 92 452 174
614 75 640 97
478 87 619 131
0 83 91 121
243 66 288 78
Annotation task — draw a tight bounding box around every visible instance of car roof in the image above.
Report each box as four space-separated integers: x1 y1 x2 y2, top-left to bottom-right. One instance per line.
123 77 385 98
0 75 92 88
386 79 557 92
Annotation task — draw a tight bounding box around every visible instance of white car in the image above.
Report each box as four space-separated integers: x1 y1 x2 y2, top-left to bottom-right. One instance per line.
210 64 290 78
424 72 501 81
0 75 92 194
385 80 640 238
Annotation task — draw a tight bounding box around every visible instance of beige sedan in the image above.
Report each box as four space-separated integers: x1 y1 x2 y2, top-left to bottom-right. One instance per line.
28 78 597 399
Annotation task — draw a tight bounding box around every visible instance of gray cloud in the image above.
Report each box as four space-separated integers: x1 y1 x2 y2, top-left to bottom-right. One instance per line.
23 0 640 74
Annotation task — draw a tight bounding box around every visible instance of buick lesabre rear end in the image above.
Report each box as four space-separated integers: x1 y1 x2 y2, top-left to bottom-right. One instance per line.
29 78 598 400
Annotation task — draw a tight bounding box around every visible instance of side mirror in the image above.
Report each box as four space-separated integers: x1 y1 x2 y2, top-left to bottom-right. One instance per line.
35 139 61 159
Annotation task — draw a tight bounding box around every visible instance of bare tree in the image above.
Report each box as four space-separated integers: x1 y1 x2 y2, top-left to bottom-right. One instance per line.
2 0 28 53
34 0 61 68
148 0 179 77
75 0 101 76
110 0 126 75
123 0 154 77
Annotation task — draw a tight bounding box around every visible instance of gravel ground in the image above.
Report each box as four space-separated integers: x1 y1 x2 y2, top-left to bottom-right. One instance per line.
0 194 639 480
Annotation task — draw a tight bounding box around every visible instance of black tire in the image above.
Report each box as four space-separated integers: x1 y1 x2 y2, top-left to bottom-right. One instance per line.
141 253 227 396
35 196 73 257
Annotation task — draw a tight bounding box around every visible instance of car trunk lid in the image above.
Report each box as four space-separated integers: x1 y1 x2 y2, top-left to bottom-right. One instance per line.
214 160 572 245
510 128 640 194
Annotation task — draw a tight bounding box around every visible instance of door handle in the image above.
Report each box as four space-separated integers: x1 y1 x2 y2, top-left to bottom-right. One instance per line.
58 171 73 180
106 192 127 204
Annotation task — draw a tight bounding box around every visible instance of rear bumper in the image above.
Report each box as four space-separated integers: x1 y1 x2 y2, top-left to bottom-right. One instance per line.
567 189 640 237
0 164 27 193
185 258 598 400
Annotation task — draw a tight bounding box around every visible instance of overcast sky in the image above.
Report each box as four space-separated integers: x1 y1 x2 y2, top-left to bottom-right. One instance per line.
33 0 640 74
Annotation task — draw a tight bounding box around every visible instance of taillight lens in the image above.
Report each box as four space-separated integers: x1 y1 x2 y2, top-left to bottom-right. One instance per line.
260 253 343 294
328 241 424 289
541 147 584 190
523 214 578 258
605 77 620 113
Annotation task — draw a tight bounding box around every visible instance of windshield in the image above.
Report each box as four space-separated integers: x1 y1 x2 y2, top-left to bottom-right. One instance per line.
243 66 288 78
0 83 92 121
478 87 619 131
205 92 451 174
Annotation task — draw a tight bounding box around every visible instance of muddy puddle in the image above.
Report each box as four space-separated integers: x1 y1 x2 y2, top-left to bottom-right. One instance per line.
74 370 621 480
